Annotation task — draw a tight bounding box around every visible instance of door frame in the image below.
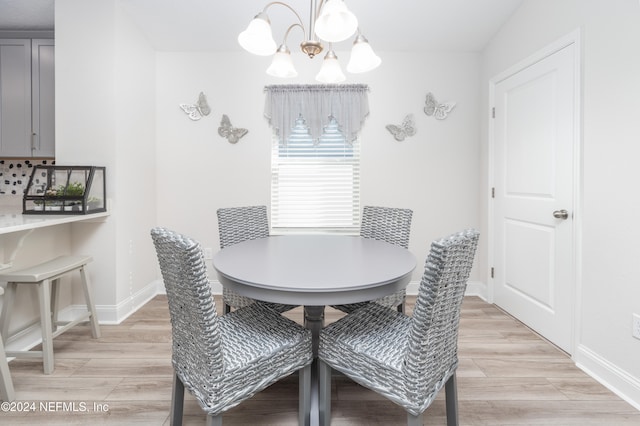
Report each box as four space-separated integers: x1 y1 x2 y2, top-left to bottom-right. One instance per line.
487 29 582 356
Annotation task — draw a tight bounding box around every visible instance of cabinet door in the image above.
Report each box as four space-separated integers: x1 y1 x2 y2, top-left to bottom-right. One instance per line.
32 39 55 158
0 39 32 156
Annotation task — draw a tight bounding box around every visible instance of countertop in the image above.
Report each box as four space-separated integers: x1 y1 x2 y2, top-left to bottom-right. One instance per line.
0 207 109 235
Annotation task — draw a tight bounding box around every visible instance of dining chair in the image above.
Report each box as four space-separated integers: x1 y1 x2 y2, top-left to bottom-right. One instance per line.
216 205 295 314
319 229 480 426
332 205 413 314
151 227 313 426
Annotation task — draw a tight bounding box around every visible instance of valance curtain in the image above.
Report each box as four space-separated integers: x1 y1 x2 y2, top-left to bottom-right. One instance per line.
264 84 370 145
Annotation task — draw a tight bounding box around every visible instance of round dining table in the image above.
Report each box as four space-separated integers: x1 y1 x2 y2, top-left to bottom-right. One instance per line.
213 234 416 426
213 234 416 305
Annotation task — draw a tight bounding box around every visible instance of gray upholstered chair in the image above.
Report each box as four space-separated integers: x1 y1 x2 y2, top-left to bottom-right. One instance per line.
151 227 313 426
332 205 413 313
216 205 295 314
319 229 480 426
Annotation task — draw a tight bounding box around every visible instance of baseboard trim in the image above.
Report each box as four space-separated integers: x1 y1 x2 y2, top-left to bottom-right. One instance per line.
97 280 160 324
574 344 640 410
58 279 160 325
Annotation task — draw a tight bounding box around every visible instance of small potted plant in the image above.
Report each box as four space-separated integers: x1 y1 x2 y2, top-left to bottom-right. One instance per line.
43 182 85 211
23 165 107 215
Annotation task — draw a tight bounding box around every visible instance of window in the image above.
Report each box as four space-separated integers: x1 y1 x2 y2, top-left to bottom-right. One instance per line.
271 114 360 233
264 84 369 233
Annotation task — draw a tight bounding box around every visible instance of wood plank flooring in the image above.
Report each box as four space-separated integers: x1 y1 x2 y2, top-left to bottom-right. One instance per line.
1 295 639 425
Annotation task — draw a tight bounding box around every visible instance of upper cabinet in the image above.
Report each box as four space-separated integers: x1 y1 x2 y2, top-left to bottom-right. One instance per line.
0 39 31 156
31 39 55 158
0 38 55 158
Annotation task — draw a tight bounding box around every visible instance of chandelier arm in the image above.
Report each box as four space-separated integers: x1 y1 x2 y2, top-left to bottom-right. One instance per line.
262 1 308 40
281 23 305 45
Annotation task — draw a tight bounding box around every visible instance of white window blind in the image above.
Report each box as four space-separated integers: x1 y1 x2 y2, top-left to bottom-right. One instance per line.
271 115 360 234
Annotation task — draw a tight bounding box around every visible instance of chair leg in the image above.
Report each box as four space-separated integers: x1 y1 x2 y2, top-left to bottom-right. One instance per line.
0 283 16 340
205 414 222 426
79 266 101 339
224 303 231 314
319 360 331 426
407 412 423 426
299 363 311 426
445 373 459 426
37 280 55 375
51 278 61 333
170 373 185 426
0 334 15 402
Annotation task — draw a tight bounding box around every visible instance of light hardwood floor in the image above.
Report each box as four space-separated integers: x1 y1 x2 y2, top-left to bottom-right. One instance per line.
1 295 639 425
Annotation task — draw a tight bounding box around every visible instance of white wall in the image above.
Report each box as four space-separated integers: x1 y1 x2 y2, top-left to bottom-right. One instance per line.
113 1 158 314
481 0 640 409
56 0 158 321
155 50 482 289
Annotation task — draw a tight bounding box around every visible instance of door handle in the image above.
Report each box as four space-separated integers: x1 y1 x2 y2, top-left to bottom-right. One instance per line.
553 209 569 220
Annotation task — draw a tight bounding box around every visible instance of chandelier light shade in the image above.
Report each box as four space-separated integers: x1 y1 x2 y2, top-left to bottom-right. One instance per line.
314 0 359 43
346 34 382 73
315 50 346 83
237 12 277 56
238 0 380 82
267 45 299 78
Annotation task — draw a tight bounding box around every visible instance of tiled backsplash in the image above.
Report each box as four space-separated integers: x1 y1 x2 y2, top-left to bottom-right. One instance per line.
0 159 55 195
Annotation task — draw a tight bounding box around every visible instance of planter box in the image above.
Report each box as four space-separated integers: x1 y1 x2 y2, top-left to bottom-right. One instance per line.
23 166 106 215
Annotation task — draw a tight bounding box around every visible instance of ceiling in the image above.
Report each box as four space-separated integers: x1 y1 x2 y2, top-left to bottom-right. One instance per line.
0 0 524 52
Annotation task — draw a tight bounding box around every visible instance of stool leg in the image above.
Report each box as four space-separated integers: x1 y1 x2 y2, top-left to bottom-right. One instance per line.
37 280 55 375
0 283 16 341
0 334 15 402
50 278 61 333
79 266 100 339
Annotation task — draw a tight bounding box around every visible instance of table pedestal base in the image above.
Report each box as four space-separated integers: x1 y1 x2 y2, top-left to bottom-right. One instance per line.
304 306 325 426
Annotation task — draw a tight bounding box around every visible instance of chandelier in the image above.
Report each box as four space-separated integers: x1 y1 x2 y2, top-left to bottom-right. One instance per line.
238 0 381 83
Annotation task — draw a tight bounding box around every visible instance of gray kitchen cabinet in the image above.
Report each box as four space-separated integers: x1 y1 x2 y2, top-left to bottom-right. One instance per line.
0 38 54 157
31 39 55 157
0 39 31 156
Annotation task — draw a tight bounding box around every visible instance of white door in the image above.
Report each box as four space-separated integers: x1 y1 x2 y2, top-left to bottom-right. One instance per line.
492 40 578 353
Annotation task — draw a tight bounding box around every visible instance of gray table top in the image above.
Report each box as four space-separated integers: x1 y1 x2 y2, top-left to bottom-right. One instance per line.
213 234 417 306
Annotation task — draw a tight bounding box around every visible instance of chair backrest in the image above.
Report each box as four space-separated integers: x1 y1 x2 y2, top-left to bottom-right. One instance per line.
217 205 269 249
150 227 223 398
403 229 480 408
360 206 413 249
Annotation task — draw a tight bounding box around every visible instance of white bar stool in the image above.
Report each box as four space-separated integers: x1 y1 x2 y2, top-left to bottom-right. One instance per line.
0 287 15 401
0 255 101 374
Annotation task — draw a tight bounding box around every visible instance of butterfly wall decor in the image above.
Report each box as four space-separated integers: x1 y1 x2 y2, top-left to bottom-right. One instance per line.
424 92 456 120
218 114 248 144
385 114 417 142
179 92 211 121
